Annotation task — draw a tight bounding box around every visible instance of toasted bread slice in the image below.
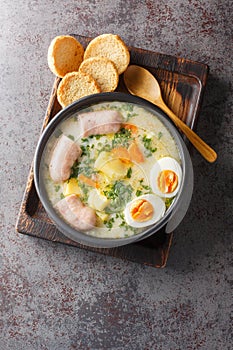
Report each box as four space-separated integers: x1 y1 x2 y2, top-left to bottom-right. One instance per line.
84 34 130 75
48 35 84 78
57 71 101 108
79 57 119 92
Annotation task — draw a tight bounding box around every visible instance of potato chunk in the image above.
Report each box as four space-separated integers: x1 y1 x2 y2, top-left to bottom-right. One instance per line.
88 189 109 211
94 151 130 180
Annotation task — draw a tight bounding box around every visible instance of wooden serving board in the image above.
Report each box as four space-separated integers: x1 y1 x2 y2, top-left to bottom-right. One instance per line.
16 34 209 268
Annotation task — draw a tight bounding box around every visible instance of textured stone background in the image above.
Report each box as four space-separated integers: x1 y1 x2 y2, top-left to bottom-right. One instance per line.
0 1 232 349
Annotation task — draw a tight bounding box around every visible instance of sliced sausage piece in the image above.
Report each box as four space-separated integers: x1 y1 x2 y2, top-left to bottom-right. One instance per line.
49 135 82 182
55 194 96 231
79 110 123 137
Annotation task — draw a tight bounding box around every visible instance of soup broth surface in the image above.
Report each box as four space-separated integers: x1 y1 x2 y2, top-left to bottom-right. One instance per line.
41 101 182 238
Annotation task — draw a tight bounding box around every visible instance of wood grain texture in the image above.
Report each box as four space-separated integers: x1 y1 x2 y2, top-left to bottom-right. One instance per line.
15 34 208 268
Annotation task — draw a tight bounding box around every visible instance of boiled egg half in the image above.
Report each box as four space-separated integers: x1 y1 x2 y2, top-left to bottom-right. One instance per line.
150 157 182 198
124 194 166 228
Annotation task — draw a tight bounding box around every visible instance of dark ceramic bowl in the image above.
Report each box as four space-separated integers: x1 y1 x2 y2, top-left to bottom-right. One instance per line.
34 92 193 248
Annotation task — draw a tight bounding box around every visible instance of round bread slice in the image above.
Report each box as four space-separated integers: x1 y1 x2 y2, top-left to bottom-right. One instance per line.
57 71 101 108
84 34 130 75
48 35 84 78
79 57 119 92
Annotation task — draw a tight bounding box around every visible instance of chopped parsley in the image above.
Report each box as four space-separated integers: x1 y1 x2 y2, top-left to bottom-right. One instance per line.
142 135 157 157
107 103 138 121
97 142 112 154
104 180 133 213
158 131 163 140
54 185 61 192
165 197 174 209
70 160 79 178
70 137 96 178
78 182 89 203
126 167 132 178
136 189 142 197
126 112 138 121
136 179 152 196
112 127 133 148
89 134 102 140
104 217 115 230
68 134 75 141
121 103 134 112
54 129 62 138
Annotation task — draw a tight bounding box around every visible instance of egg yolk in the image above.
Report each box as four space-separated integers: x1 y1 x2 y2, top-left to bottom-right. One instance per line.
130 199 154 222
158 170 178 193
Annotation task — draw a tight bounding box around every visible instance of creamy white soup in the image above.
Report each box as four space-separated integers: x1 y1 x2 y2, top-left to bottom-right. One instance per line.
41 101 182 238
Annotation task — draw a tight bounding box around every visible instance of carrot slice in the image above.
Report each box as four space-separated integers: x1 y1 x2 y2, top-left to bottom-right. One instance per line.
78 174 99 188
111 147 131 163
128 142 144 163
122 123 138 135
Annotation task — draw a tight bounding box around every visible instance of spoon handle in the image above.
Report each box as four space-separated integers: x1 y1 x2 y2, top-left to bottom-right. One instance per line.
157 101 217 163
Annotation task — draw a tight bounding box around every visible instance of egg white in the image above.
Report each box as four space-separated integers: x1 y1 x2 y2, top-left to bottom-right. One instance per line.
124 194 166 228
150 157 182 198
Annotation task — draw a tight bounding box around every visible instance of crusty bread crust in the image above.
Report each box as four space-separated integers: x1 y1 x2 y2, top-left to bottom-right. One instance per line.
79 57 119 92
57 71 101 108
48 35 84 78
84 34 130 74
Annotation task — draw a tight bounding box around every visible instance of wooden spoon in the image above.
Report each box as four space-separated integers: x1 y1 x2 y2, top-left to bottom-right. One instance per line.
124 65 217 163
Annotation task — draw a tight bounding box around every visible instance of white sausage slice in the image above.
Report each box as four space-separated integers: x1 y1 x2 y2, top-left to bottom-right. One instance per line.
55 194 96 231
79 110 123 137
49 135 82 182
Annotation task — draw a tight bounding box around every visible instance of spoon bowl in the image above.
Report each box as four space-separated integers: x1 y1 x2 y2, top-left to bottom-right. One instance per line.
124 65 217 163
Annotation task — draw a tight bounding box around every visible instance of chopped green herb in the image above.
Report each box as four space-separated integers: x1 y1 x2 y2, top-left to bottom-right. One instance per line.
142 184 152 191
69 136 98 178
126 112 138 121
107 102 134 114
121 103 134 112
70 157 96 179
104 217 115 230
119 217 137 234
126 167 132 178
136 189 142 196
78 182 89 203
135 180 152 196
165 197 174 209
104 180 133 213
80 144 91 156
89 134 102 139
142 135 157 157
109 105 119 111
54 129 62 138
68 134 75 141
158 131 163 140
55 185 61 192
70 161 79 178
112 128 133 148
97 142 112 154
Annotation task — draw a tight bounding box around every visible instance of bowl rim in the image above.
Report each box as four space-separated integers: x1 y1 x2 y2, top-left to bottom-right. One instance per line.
34 92 187 248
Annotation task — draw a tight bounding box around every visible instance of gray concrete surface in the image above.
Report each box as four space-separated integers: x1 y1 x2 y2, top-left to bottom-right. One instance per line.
0 1 232 349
